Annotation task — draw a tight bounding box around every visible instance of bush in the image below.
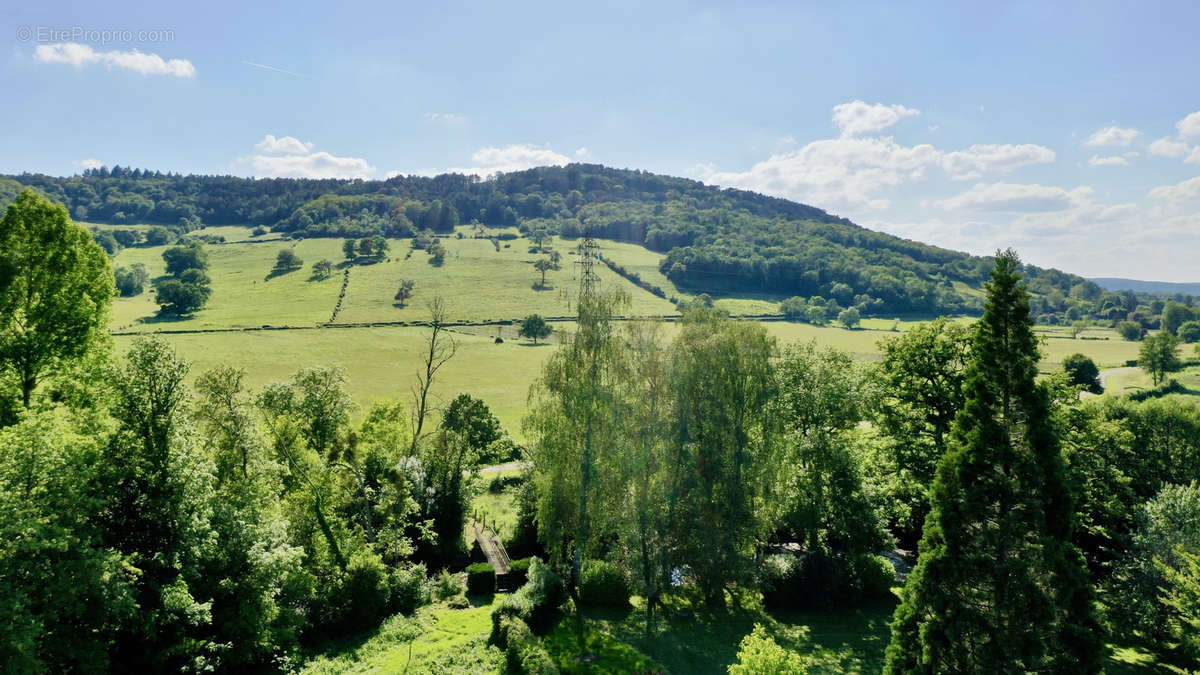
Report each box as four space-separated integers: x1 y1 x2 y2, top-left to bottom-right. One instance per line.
729 624 806 674
252 226 268 236
431 568 464 600
332 552 393 633
1118 320 1144 341
467 562 496 595
579 560 632 608
489 558 566 646
846 554 896 601
388 563 429 614
1128 379 1186 402
1062 353 1102 393
522 558 566 629
507 557 532 588
761 551 893 609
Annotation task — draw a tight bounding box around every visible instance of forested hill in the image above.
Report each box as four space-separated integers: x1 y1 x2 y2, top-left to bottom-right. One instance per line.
0 164 1176 318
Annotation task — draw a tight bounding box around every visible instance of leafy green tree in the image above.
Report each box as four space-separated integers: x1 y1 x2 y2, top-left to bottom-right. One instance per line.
161 243 207 276
1178 320 1200 343
1117 320 1144 341
0 189 113 408
440 393 501 458
154 273 211 315
775 342 887 572
429 241 447 265
1161 301 1192 335
100 337 223 670
1106 482 1200 659
806 305 826 325
1161 550 1200 667
885 250 1103 673
533 257 555 288
525 289 630 601
115 263 150 297
1140 332 1181 386
393 279 415 307
874 318 972 544
519 314 553 344
779 296 807 320
0 412 136 672
312 259 333 279
838 306 861 329
144 226 171 246
273 248 303 272
343 238 357 260
667 309 777 607
1062 353 1101 393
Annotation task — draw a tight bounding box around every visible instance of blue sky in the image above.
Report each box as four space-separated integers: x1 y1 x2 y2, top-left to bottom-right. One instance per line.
3 1 1199 280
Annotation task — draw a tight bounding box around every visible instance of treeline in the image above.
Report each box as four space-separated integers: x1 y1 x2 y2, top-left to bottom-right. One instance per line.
7 163 1197 321
514 254 1200 672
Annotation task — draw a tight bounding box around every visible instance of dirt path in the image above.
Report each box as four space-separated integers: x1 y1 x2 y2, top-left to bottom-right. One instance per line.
474 461 530 475
1080 366 1139 398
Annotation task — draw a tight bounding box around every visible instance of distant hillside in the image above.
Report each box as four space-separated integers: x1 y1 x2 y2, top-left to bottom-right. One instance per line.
4 164 1192 321
1092 277 1200 295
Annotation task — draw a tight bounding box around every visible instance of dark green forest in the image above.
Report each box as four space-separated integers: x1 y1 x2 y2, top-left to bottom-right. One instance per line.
5 165 1195 323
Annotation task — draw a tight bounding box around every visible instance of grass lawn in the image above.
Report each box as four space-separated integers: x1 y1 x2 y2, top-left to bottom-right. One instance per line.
300 600 502 674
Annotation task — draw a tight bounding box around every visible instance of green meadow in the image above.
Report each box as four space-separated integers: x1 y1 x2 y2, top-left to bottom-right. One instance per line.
109 225 1152 438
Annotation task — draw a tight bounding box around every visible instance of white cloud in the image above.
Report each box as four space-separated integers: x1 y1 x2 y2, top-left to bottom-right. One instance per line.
1177 110 1200 138
935 182 1091 212
436 144 572 177
831 101 919 137
425 112 466 123
73 158 103 170
1149 176 1200 203
1088 154 1129 167
246 152 375 179
1188 147 1200 165
254 134 315 155
698 135 942 212
941 143 1056 179
241 135 374 179
1083 126 1141 147
34 42 195 77
1150 137 1191 158
574 147 590 158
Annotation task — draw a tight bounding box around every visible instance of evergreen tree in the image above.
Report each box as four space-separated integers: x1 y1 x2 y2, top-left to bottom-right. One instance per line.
884 250 1103 673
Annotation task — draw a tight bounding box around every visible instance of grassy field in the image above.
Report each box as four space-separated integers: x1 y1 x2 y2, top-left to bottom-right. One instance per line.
109 237 345 330
106 225 1156 438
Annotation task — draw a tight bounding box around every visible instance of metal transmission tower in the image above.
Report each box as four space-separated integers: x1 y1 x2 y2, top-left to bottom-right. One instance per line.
575 235 600 299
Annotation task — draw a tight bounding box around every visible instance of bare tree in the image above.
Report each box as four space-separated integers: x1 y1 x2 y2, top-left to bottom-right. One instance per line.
410 297 457 454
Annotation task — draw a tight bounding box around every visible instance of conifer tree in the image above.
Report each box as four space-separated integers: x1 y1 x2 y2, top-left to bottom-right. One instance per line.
884 250 1103 673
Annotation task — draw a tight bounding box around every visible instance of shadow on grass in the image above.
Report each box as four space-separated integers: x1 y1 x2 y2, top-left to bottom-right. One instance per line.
466 593 496 607
539 588 898 674
264 266 302 281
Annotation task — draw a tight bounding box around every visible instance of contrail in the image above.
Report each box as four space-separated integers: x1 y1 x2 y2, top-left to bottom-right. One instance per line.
241 60 302 77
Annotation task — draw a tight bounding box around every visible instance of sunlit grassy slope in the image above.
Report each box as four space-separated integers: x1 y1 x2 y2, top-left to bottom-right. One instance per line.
107 225 1152 438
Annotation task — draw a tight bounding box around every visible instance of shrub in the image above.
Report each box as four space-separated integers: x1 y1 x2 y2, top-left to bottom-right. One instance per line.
431 568 464 600
847 554 896 601
336 552 393 633
507 557 532 588
1118 320 1144 341
579 560 632 608
446 594 470 609
252 226 268 236
490 593 535 647
522 558 566 629
467 562 496 595
761 551 894 609
728 624 806 674
388 563 429 614
489 557 566 646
